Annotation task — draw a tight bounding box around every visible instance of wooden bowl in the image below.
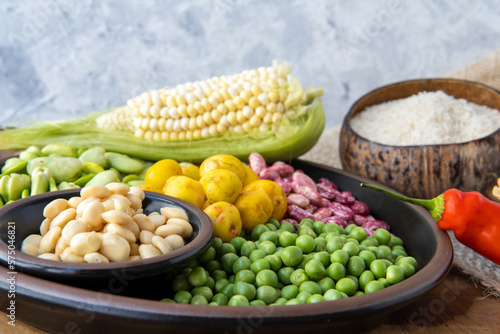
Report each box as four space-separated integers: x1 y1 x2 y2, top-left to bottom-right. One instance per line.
340 78 500 199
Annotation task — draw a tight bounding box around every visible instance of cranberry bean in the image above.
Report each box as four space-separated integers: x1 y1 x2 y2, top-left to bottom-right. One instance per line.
249 152 267 175
352 214 368 226
287 205 316 222
318 178 338 190
362 220 390 236
322 216 349 228
292 172 317 190
350 201 370 215
259 168 281 181
305 204 318 214
275 179 292 194
316 184 338 200
291 183 324 206
335 191 356 205
287 193 310 208
269 161 295 178
313 207 333 220
329 202 354 220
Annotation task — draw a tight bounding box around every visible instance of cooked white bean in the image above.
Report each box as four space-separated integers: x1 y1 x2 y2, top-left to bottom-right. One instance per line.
38 253 61 261
101 210 134 225
139 244 161 259
105 223 136 244
55 237 69 255
23 234 42 247
129 186 145 201
152 236 173 254
130 242 140 256
38 226 62 254
80 185 111 199
62 219 90 244
67 196 84 209
149 213 167 228
165 234 185 250
133 214 155 232
84 252 109 264
101 199 115 212
110 194 132 206
60 247 86 263
81 200 105 228
160 207 189 220
113 198 131 214
100 232 130 262
21 243 39 257
126 193 142 211
106 182 130 196
128 255 141 261
49 208 77 230
155 224 183 238
76 197 99 217
43 198 69 219
121 219 140 240
167 218 193 238
40 218 51 236
70 232 102 256
139 230 155 244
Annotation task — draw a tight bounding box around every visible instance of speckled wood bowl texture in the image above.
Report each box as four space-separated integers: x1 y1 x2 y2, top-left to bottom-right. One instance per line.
340 78 500 199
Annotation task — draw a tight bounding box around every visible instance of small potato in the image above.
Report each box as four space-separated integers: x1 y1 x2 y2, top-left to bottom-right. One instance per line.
70 231 102 256
39 226 62 254
152 235 173 254
101 210 134 225
43 198 69 219
62 220 90 244
133 214 155 232
204 201 242 242
81 185 111 199
234 189 273 234
160 207 189 220
38 253 61 261
105 223 136 244
49 208 77 229
165 234 185 250
163 176 205 209
139 244 161 259
84 252 109 264
200 169 242 204
81 200 105 228
139 230 155 244
60 247 86 263
68 196 85 209
106 182 130 196
155 224 183 238
100 232 130 262
167 218 193 238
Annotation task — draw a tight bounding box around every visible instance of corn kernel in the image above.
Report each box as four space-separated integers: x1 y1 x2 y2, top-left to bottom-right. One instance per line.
259 123 269 132
268 78 279 89
249 115 262 127
209 124 218 136
158 118 166 131
153 131 162 141
203 111 213 125
170 132 178 140
177 105 188 117
233 96 245 110
251 84 263 97
255 106 267 118
173 119 181 132
277 102 285 113
217 103 228 115
266 102 277 113
149 118 159 131
165 119 174 131
201 128 210 138
279 91 288 102
242 122 252 132
242 106 254 119
187 105 197 117
211 109 221 123
144 130 153 140
185 130 193 140
160 107 169 118
175 95 187 107
236 110 245 124
178 131 186 140
263 113 273 124
161 131 169 140
227 111 237 126
268 91 279 103
272 112 282 123
141 118 150 130
135 129 145 138
249 97 260 110
208 96 219 108
219 115 229 127
201 98 211 111
194 101 204 115
189 117 197 130
193 88 205 100
180 117 189 130
196 115 205 128
228 87 238 98
224 100 236 112
240 90 252 103
140 105 149 117
219 88 230 101
217 123 228 134
166 96 177 108
193 129 202 139
168 107 179 119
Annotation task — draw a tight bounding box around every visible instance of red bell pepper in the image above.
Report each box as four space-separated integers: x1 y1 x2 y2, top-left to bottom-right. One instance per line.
362 184 500 266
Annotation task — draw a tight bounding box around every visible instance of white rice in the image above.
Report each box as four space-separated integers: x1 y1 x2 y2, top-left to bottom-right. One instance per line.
349 90 500 146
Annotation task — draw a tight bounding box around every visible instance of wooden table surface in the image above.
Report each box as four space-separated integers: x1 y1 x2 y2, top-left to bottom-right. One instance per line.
1 269 499 334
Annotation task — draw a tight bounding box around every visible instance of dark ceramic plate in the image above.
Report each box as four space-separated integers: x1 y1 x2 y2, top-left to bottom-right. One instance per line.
0 189 213 293
0 160 453 333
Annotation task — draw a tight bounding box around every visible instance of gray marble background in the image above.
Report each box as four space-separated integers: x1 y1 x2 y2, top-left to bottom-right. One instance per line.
1 0 499 130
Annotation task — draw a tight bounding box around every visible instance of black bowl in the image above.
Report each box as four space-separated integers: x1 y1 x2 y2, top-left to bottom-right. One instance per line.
0 160 453 333
0 188 213 292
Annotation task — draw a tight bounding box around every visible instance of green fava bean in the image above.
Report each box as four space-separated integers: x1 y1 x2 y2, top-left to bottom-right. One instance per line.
82 162 105 175
1 158 27 174
78 147 109 168
27 157 82 184
84 170 120 187
41 144 77 157
104 152 144 174
73 173 95 187
57 181 80 190
19 151 38 161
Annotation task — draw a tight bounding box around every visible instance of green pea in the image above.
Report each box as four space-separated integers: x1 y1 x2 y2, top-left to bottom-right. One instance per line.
228 294 250 306
250 299 266 306
374 229 391 245
272 297 288 306
359 270 375 291
330 249 349 266
259 231 278 245
312 221 325 236
265 223 278 231
398 262 416 278
256 286 278 305
378 278 390 288
312 251 331 268
358 250 377 267
335 277 358 296
251 258 271 274
298 225 317 238
230 236 246 254
267 217 281 229
221 283 235 298
370 259 388 279
290 269 310 286
256 269 279 288
233 281 256 300
240 241 257 258
347 256 366 277
205 260 222 275
353 291 365 297
296 235 316 253
327 262 346 281
199 247 216 263
378 245 393 260
306 294 325 303
304 259 326 281
191 286 213 302
232 256 252 274
212 293 229 305
299 281 322 295
349 227 368 242
249 249 267 262
214 278 230 294
264 254 282 272
342 241 360 257
317 277 335 294
285 298 303 305
296 254 312 270
323 223 341 234
258 240 277 255
160 298 175 303
392 248 408 258
278 231 298 247
235 269 255 284
280 246 303 267
174 290 192 304
314 237 327 252
172 274 192 292
277 267 294 285
326 236 345 253
281 284 300 300
279 221 296 233
368 246 380 259
299 218 314 228
386 265 405 285
360 238 379 247
323 288 343 301
212 237 223 254
296 291 312 304
205 277 215 290
221 253 239 274
344 224 357 234
188 267 208 287
251 224 270 240
395 256 419 270
218 243 237 257
390 236 404 246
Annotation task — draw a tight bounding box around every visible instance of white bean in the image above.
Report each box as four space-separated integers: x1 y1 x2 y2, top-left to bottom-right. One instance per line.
100 232 130 262
165 234 185 250
38 253 61 261
139 230 155 244
155 224 183 238
129 186 145 201
106 182 130 196
67 196 84 209
49 208 77 229
121 219 140 240
84 252 109 264
55 237 69 255
160 206 189 220
70 231 102 256
76 197 99 217
40 218 51 236
101 199 115 212
152 235 173 254
81 200 105 228
130 243 140 256
139 244 161 259
80 185 111 199
167 218 193 238
113 198 131 214
38 226 62 254
60 247 86 263
22 234 42 247
21 243 39 257
101 210 134 225
149 213 167 228
128 255 141 261
110 194 132 206
43 198 69 219
105 223 136 244
62 220 90 244
133 214 155 232
126 193 142 211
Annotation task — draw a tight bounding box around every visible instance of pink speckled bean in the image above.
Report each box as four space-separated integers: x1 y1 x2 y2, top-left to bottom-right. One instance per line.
259 168 281 181
275 179 292 194
322 216 349 228
318 178 338 190
362 220 390 236
291 183 324 206
313 207 333 220
304 204 318 214
287 193 310 208
319 198 331 208
330 202 354 220
352 214 368 226
287 205 316 222
350 201 370 215
292 172 317 190
249 152 267 175
335 191 356 205
269 161 295 178
316 184 338 201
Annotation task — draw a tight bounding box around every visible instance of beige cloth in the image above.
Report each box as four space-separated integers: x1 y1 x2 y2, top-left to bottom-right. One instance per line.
301 50 500 296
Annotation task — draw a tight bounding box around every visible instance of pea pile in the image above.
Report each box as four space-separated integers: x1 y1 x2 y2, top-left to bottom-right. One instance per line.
161 218 418 306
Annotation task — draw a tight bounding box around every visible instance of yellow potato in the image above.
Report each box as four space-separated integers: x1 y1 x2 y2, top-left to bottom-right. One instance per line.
242 180 287 220
234 189 273 234
241 164 259 187
163 175 205 208
204 201 242 242
199 154 246 184
180 162 200 181
145 159 183 189
200 169 242 204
